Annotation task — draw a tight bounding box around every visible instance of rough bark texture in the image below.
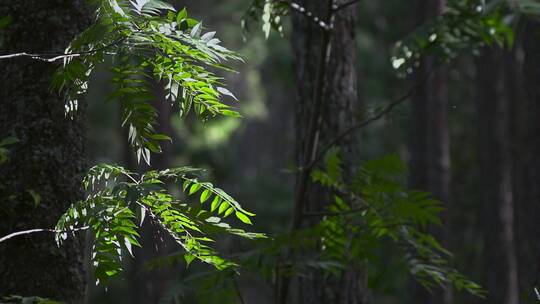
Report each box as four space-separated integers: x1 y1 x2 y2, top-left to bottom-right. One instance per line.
517 20 540 302
408 0 451 303
290 1 362 303
475 49 519 304
0 0 90 302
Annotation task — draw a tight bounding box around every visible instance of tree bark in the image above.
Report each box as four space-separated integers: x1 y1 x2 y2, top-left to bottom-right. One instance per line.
408 0 451 303
516 19 540 302
475 48 519 304
290 1 362 303
0 0 89 302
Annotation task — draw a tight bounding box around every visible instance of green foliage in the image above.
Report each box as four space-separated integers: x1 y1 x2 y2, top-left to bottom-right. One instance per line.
46 2 263 286
159 270 241 303
391 0 514 76
55 164 263 286
51 0 242 165
0 136 17 164
310 152 484 296
243 0 287 38
1 0 508 298
154 153 486 299
0 15 11 47
244 0 517 79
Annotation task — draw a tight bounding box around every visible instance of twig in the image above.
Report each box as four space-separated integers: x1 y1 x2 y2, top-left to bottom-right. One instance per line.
333 0 361 12
306 70 432 170
0 52 86 63
0 226 89 244
278 1 332 31
0 37 125 63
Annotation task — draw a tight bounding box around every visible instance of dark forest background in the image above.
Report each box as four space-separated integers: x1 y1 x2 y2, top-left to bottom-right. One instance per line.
1 0 539 303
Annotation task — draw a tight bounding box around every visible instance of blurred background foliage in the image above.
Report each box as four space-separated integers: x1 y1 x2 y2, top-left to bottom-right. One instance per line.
81 0 500 303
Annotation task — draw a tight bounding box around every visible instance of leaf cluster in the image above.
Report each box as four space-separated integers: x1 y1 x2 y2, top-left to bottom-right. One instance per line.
309 152 485 296
55 164 263 286
391 0 514 77
243 0 288 38
51 0 242 165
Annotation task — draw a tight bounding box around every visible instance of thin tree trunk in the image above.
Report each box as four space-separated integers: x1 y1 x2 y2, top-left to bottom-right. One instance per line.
475 48 519 304
408 0 451 303
289 0 362 303
0 0 90 302
516 19 540 302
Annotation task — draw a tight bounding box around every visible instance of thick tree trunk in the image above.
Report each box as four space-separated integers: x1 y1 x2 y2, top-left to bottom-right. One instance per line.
0 0 90 302
516 19 540 302
290 1 362 303
408 1 451 303
475 48 519 304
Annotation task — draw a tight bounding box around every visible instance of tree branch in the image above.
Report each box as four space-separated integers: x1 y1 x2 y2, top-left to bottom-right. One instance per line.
333 0 361 12
307 70 432 170
278 1 332 31
0 226 89 244
0 37 125 63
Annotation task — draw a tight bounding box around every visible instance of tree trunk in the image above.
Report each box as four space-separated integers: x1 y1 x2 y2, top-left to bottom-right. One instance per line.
290 0 362 303
516 19 540 302
475 48 519 304
408 1 451 303
0 0 90 302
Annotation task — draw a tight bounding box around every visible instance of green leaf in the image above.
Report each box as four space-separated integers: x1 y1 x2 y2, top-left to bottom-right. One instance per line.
0 136 18 147
184 253 196 267
235 212 252 225
182 180 191 192
124 237 134 257
223 207 234 218
217 86 238 101
210 196 221 212
27 190 41 208
189 183 201 195
217 201 228 215
191 22 202 37
148 134 172 141
177 7 187 23
200 189 211 203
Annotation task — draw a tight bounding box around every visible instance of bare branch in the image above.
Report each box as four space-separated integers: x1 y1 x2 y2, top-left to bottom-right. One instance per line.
0 52 83 62
333 0 361 12
0 37 125 63
306 70 433 170
278 1 332 31
0 226 89 244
